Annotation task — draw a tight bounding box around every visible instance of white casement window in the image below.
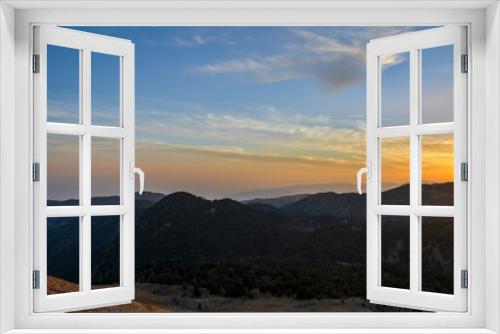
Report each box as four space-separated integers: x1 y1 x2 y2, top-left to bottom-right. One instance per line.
31 24 468 315
3 2 500 333
360 26 468 312
32 26 142 312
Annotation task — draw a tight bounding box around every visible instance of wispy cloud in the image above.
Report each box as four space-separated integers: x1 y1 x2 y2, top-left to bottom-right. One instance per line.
47 99 79 123
191 27 415 94
191 29 366 93
173 34 207 47
193 29 356 93
143 29 238 49
136 102 366 164
291 29 362 55
380 53 407 69
136 141 350 167
196 58 267 74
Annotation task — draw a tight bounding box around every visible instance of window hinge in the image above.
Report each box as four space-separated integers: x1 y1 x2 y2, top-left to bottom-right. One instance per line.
461 162 468 182
461 270 468 289
32 54 40 73
32 162 40 182
32 270 40 289
461 54 468 73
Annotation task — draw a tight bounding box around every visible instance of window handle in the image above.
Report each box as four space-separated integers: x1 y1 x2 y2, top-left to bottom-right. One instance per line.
356 163 371 195
130 162 145 195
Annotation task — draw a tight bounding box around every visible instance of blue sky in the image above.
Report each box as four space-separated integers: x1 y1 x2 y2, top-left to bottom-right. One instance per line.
47 26 453 199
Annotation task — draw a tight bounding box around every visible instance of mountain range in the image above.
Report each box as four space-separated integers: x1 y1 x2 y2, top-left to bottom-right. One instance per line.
47 183 454 303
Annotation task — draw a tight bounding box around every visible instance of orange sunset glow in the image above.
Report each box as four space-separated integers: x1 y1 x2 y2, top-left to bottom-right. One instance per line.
46 27 455 201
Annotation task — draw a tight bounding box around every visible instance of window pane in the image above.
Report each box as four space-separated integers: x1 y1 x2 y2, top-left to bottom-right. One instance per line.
381 215 410 289
421 134 454 206
92 52 121 127
91 216 120 289
47 217 80 295
47 134 79 206
47 45 80 124
421 217 454 294
421 45 454 124
380 137 410 205
91 137 121 205
380 52 410 127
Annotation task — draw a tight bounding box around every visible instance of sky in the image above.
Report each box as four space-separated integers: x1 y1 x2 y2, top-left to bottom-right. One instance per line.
46 26 454 200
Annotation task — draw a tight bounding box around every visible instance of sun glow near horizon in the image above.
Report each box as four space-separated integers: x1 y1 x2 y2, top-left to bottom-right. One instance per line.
47 26 454 200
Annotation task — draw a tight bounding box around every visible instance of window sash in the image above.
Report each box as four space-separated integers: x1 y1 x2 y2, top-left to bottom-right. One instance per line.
32 26 136 313
366 25 468 312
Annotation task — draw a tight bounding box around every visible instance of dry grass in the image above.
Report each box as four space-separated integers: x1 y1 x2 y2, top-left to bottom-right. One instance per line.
47 276 173 313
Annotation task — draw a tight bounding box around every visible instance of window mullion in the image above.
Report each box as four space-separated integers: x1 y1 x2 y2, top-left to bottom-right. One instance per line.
81 48 91 209
409 48 421 293
81 48 92 293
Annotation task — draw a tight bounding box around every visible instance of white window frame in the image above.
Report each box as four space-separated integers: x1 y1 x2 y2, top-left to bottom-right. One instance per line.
32 26 136 312
0 1 499 333
365 26 468 312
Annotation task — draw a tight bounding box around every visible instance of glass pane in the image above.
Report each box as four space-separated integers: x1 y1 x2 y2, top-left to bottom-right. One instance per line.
381 215 410 289
47 134 79 206
92 52 121 127
47 45 80 124
421 217 454 294
421 134 454 206
91 216 120 289
380 52 410 127
421 45 454 124
91 137 121 205
47 217 80 295
380 137 410 205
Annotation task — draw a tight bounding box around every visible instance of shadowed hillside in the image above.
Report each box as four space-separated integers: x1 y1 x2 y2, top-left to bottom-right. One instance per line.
47 183 453 312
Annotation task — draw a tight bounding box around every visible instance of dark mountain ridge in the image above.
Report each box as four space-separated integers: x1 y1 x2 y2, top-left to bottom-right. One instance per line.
283 191 366 218
48 183 454 300
243 194 311 208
